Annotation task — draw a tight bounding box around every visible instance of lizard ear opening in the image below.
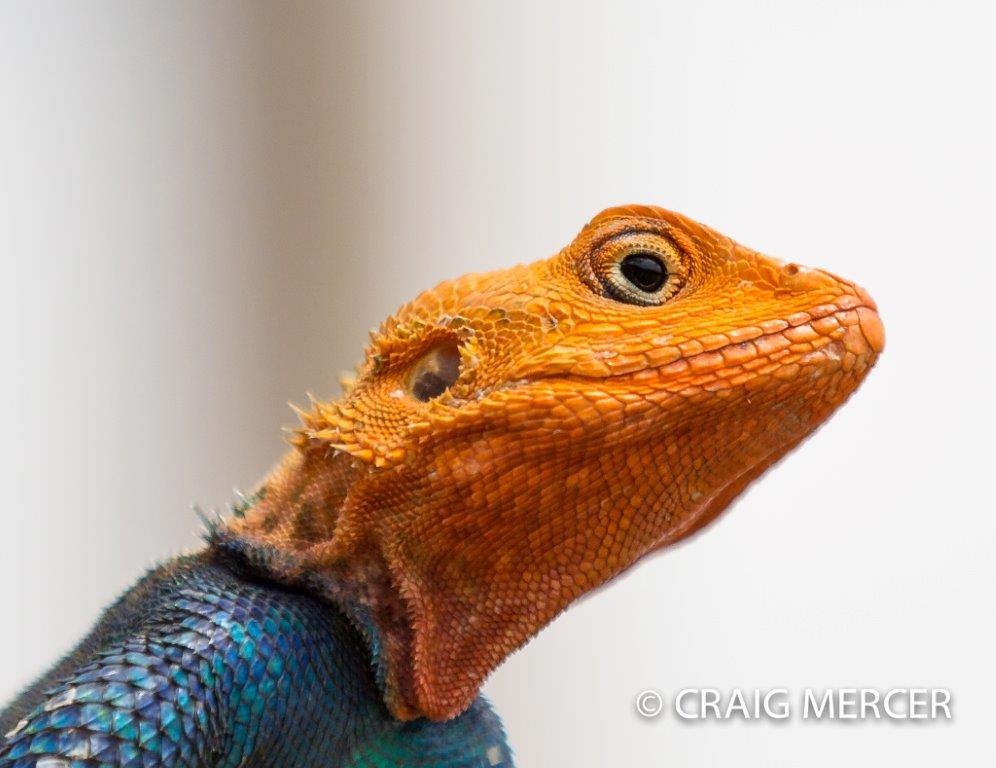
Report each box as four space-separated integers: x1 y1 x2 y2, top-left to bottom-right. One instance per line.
409 343 462 402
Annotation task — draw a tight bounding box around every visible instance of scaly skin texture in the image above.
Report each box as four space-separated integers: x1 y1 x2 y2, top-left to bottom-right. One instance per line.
227 205 884 722
0 555 510 767
1 205 883 765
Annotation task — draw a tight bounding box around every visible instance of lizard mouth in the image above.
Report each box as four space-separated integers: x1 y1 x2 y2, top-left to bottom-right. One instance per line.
729 301 883 381
530 298 884 392
642 295 884 390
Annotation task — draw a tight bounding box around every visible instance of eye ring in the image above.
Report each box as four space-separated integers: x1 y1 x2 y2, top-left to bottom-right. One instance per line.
591 233 684 306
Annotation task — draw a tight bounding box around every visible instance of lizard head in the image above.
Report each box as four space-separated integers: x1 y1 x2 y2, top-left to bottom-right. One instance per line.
227 205 883 721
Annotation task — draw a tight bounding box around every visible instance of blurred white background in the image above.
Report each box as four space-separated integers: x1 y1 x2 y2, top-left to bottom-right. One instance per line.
2 1 994 765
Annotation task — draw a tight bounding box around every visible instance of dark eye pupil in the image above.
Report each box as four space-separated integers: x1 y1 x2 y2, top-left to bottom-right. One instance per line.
620 253 667 292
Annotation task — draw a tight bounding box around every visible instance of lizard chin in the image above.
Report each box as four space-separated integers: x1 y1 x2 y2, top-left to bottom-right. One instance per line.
650 299 884 552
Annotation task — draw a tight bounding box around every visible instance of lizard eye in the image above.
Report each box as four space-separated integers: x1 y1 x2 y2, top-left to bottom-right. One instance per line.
591 233 684 306
409 343 461 402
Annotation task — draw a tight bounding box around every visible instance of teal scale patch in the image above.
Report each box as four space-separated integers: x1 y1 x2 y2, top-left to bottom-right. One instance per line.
0 558 511 767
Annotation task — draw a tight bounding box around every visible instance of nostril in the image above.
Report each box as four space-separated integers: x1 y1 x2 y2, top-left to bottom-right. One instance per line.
778 263 841 292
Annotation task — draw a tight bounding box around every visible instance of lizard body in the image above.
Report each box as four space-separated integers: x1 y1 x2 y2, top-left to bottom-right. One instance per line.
0 554 508 767
1 206 883 766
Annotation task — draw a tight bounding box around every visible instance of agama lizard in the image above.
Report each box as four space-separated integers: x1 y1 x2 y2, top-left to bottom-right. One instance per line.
0 206 883 766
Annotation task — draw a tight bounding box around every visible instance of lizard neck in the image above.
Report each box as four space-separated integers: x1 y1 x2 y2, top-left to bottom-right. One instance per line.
215 449 423 720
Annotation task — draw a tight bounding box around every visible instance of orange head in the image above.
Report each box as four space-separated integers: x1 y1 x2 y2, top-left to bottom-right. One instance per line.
227 205 884 720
